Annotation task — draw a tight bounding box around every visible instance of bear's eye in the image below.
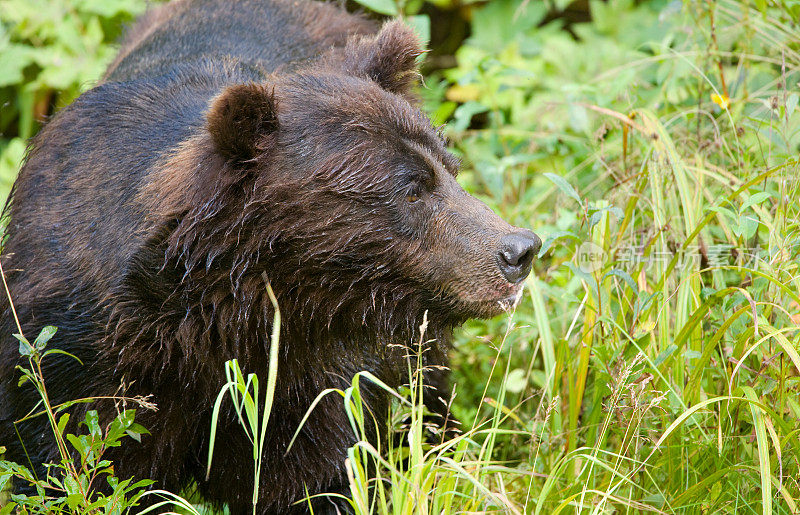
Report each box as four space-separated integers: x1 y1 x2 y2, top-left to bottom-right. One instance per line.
404 181 426 203
399 165 434 204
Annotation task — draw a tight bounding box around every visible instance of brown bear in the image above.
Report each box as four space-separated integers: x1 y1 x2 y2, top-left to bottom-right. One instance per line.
0 0 541 513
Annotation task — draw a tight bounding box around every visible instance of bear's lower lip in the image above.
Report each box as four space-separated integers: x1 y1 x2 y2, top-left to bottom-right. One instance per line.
496 290 524 310
454 287 525 318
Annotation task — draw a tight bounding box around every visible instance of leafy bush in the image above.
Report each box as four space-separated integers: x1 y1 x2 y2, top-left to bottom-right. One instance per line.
432 0 800 511
0 326 154 513
0 0 150 200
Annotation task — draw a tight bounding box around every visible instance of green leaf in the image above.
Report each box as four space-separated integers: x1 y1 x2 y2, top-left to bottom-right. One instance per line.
65 474 83 509
351 0 398 15
468 0 547 51
740 191 771 212
742 387 772 515
13 333 33 357
683 350 702 360
42 348 83 364
705 205 736 220
66 433 88 457
430 100 457 126
33 325 57 350
127 422 149 435
0 44 36 88
787 93 798 117
589 201 625 224
406 15 430 48
654 344 677 367
568 103 589 133
451 101 488 132
589 210 603 228
0 469 11 494
539 230 579 257
73 0 149 18
544 173 582 204
504 368 527 393
738 215 760 240
84 410 102 438
603 269 638 293
57 412 70 436
564 261 597 287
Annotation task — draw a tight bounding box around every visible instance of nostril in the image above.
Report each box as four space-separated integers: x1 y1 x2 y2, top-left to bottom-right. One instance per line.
518 248 533 267
497 231 541 283
501 248 519 266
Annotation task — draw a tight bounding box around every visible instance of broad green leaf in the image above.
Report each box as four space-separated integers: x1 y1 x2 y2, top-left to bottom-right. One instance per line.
406 15 430 47
504 369 527 393
13 333 33 357
33 325 57 350
787 93 798 116
451 101 488 132
351 0 398 15
57 413 70 436
0 44 36 87
66 434 88 456
741 191 772 211
84 410 102 438
603 269 638 293
544 173 582 204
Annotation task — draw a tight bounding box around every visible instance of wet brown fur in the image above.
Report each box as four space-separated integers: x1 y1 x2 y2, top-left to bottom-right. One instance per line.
0 1 535 513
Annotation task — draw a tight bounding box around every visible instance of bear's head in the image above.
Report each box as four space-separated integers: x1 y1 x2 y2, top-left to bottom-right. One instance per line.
151 21 541 339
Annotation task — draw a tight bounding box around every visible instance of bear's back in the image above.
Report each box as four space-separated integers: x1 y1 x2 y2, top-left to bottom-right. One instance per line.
2 0 375 302
0 0 376 380
104 0 375 83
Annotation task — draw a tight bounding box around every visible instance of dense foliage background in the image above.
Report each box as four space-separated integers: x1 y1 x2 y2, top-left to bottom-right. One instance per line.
2 0 800 513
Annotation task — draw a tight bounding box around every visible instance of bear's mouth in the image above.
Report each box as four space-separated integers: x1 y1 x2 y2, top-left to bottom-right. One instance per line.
490 287 525 313
451 283 526 319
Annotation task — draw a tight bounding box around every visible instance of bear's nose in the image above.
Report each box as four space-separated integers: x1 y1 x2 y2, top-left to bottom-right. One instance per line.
497 230 541 284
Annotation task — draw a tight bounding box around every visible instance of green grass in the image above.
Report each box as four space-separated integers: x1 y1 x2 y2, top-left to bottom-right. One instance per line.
3 0 800 513
435 0 800 512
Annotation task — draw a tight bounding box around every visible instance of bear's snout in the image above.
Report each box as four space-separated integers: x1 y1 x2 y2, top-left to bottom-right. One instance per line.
496 230 541 284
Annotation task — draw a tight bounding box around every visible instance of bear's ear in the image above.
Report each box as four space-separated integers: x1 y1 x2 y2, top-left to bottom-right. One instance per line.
207 83 278 163
342 20 424 95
